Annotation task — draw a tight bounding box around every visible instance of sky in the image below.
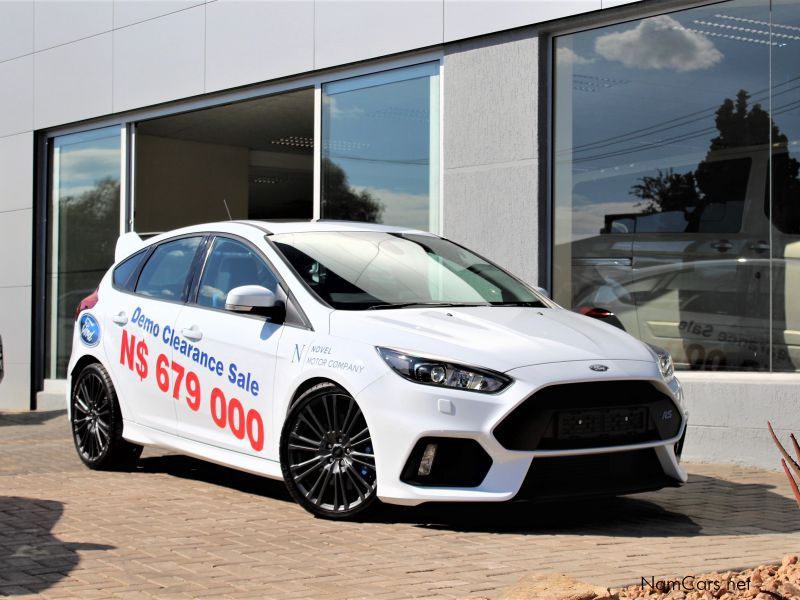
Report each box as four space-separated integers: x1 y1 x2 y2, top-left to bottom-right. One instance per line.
555 0 800 240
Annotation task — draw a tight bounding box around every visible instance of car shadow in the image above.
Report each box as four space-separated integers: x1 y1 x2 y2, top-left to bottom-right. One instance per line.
0 409 66 427
371 474 800 537
135 454 293 502
132 454 800 537
0 496 114 595
372 494 703 536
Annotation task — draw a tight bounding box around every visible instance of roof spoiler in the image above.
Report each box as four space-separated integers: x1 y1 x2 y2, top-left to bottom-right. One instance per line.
115 231 144 262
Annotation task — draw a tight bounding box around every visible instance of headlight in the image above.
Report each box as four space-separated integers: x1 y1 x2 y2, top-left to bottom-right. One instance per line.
377 347 512 394
648 344 674 379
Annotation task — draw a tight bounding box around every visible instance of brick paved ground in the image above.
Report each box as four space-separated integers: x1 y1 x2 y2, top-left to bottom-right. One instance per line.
1 410 798 599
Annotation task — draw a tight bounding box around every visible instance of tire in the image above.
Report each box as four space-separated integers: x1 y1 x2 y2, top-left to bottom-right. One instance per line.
71 362 143 470
280 383 378 519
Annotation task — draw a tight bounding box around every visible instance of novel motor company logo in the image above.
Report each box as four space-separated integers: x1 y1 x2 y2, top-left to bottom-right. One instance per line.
79 313 101 347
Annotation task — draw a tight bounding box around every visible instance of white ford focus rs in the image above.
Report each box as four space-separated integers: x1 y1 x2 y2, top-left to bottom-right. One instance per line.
67 220 688 519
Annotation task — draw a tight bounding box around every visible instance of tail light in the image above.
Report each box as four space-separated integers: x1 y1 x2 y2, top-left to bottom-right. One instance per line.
75 289 99 320
576 306 627 331
577 306 614 318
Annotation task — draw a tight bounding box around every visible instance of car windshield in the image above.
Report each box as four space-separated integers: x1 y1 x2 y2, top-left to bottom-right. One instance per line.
270 231 546 310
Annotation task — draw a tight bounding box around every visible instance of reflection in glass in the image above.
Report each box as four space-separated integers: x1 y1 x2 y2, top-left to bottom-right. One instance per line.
770 0 800 372
321 63 440 232
552 0 800 371
46 127 121 378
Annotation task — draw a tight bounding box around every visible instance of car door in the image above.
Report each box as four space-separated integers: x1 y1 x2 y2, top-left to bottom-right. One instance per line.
172 235 285 459
103 235 204 434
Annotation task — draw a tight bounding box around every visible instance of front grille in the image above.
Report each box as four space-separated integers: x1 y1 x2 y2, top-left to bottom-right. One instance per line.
515 449 681 501
494 381 681 451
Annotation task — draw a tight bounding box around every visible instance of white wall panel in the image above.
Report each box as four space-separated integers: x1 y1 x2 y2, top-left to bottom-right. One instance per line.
206 0 314 92
0 209 32 288
0 55 34 137
444 0 600 42
34 0 112 51
0 362 32 410
113 5 205 112
0 0 34 62
113 0 203 28
34 33 112 129
0 133 33 213
0 286 32 367
314 0 442 70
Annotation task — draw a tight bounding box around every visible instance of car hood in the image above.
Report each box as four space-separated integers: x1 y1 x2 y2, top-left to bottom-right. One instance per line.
329 306 655 373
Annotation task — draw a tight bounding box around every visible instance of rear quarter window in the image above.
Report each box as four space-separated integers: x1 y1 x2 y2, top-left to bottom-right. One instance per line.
112 249 147 291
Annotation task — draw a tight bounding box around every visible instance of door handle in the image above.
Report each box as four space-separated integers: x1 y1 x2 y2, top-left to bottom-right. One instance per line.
181 326 203 341
710 240 733 252
112 312 128 326
748 240 770 253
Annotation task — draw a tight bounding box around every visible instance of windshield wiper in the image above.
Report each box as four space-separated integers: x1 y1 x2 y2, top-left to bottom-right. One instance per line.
366 301 491 310
488 301 545 307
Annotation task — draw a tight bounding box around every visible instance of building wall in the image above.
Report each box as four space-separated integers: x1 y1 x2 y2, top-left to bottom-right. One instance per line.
442 29 541 286
0 137 33 411
0 0 628 410
0 0 794 475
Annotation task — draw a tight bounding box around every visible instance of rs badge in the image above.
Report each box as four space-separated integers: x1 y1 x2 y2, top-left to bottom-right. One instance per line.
79 313 101 347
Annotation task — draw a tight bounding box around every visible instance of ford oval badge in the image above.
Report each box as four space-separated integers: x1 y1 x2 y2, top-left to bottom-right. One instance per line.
590 364 609 372
79 313 101 348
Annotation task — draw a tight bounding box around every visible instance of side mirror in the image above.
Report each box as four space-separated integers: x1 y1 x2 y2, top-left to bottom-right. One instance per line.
534 286 551 299
225 285 279 316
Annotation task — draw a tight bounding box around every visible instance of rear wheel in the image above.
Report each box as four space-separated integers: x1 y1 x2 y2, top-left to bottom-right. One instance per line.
71 362 142 470
280 383 378 519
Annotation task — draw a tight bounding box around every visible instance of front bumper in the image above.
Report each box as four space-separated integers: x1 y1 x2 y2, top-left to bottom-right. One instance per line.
359 359 688 506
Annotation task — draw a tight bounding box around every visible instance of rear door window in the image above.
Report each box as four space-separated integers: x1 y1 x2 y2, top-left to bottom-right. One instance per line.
135 237 203 301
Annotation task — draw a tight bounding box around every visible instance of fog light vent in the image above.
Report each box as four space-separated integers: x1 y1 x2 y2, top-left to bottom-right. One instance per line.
417 443 437 476
401 437 492 487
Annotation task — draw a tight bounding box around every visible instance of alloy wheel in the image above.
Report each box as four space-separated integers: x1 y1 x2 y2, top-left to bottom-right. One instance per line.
285 390 377 515
72 370 113 463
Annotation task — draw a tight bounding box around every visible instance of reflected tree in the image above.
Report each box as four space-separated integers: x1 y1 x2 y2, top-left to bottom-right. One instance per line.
321 159 384 223
632 169 699 215
59 176 120 271
630 89 800 233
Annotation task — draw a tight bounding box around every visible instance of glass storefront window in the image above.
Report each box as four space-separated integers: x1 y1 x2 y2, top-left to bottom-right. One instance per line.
321 63 440 232
46 126 122 378
770 0 800 373
554 0 800 372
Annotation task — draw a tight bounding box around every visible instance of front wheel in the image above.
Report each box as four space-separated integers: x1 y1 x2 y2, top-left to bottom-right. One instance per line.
71 362 142 470
280 383 378 519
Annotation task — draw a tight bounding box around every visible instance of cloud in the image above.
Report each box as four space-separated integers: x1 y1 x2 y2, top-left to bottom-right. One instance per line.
595 15 723 72
59 147 119 184
557 47 595 66
323 95 365 119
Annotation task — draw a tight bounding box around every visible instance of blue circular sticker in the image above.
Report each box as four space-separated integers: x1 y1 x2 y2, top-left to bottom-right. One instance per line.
79 313 101 347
